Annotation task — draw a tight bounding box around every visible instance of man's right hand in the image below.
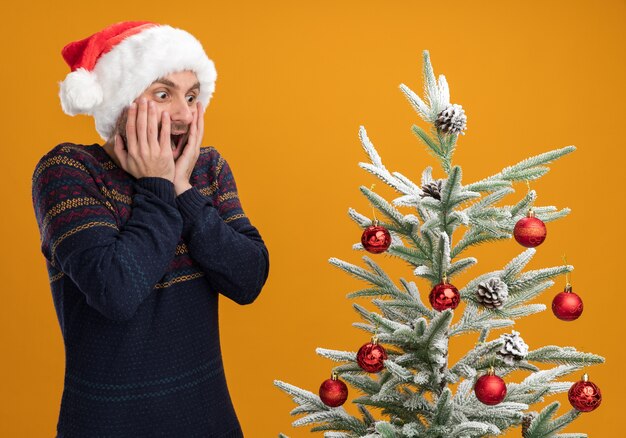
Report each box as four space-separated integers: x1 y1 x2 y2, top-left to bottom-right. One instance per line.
113 97 175 182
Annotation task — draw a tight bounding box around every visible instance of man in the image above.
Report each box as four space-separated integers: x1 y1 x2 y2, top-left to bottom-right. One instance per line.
31 21 269 437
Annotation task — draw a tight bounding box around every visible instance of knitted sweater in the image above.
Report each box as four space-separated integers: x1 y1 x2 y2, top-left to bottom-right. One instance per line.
31 143 270 438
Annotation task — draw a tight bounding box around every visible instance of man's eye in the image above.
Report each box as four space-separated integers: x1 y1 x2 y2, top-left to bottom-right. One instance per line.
155 91 168 100
187 95 197 103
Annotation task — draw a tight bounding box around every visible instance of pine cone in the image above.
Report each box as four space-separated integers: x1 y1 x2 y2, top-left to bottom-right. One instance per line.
420 179 444 200
435 103 467 135
497 330 529 365
476 277 509 309
522 411 538 437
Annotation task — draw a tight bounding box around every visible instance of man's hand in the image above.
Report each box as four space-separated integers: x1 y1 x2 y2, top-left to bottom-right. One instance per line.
174 101 204 196
113 97 176 182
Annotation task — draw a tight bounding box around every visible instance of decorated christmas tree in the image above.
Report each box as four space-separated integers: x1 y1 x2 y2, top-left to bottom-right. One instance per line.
274 50 605 438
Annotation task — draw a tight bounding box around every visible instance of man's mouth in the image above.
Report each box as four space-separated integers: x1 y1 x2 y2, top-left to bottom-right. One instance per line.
170 133 186 151
119 129 187 152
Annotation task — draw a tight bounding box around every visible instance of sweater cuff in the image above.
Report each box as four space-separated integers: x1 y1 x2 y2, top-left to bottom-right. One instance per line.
135 177 176 205
175 186 213 223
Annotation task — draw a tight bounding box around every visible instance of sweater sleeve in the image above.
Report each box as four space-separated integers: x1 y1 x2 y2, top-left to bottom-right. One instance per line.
31 148 183 322
174 151 269 305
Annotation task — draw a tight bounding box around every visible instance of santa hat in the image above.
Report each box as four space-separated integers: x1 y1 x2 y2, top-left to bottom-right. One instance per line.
58 21 217 141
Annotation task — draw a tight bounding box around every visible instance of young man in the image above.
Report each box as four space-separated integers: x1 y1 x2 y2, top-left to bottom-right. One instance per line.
31 21 269 437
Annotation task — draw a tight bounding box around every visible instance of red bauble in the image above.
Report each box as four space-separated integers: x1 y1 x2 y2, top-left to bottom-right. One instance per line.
319 373 349 407
568 374 602 412
356 338 388 373
429 281 460 311
513 210 547 248
474 373 507 405
361 223 391 254
552 285 583 321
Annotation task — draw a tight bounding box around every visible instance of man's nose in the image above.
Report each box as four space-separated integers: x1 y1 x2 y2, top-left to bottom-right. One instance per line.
169 98 193 126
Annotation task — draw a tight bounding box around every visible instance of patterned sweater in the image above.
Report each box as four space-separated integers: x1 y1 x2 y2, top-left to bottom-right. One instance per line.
31 143 270 437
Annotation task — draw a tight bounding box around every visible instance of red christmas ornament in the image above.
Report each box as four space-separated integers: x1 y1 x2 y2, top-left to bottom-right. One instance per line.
319 371 349 407
552 284 583 321
513 210 547 248
429 278 460 311
356 336 388 373
568 373 602 412
474 370 507 405
361 221 391 254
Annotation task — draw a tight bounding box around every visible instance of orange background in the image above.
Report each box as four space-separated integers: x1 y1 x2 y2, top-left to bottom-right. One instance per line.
2 0 624 436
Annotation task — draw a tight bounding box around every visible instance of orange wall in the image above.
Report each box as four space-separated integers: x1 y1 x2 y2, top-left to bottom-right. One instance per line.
2 0 624 436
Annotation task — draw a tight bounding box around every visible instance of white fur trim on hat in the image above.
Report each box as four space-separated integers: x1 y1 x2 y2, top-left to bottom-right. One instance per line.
59 25 217 141
59 67 104 115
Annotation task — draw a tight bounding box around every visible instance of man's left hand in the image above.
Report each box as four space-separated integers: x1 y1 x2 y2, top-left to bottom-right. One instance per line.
174 101 204 196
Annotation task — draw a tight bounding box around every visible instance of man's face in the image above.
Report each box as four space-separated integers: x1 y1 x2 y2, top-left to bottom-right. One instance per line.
113 70 200 161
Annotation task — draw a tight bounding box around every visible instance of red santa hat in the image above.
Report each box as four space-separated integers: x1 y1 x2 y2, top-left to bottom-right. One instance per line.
58 21 217 141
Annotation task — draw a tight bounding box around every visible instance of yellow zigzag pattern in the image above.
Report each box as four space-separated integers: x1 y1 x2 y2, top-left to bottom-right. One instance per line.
154 271 205 289
43 196 107 232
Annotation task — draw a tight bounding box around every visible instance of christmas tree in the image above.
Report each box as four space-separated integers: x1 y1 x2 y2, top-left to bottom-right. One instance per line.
274 50 605 438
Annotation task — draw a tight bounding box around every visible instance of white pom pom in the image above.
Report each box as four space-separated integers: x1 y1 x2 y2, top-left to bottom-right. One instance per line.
59 67 103 115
